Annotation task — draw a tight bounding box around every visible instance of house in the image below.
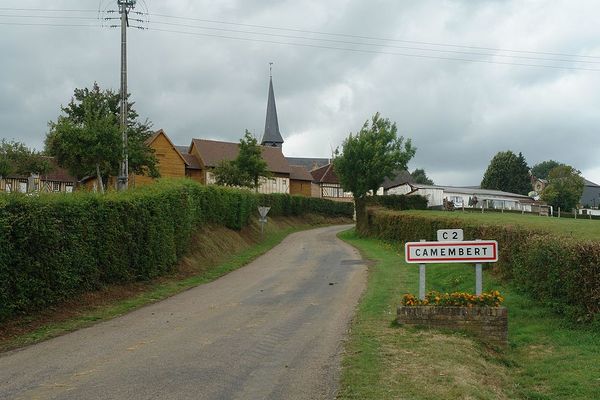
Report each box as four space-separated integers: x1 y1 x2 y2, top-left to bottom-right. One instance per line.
386 182 543 212
1 158 77 193
289 165 314 197
132 129 189 187
185 138 291 194
310 163 353 201
581 179 600 208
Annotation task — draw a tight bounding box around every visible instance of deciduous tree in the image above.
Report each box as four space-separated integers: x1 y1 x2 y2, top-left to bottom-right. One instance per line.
45 83 158 192
541 165 584 211
334 112 415 233
213 130 269 191
0 139 52 179
531 160 563 180
411 168 434 185
480 151 530 195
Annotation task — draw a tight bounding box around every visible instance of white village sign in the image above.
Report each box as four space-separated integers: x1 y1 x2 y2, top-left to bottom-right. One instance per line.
405 230 499 300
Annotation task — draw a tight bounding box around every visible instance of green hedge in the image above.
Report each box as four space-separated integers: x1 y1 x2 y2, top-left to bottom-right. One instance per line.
366 194 428 211
366 209 600 324
0 179 353 320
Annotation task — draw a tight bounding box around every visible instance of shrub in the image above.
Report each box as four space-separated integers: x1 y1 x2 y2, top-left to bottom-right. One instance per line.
366 194 428 210
0 179 353 320
366 209 600 323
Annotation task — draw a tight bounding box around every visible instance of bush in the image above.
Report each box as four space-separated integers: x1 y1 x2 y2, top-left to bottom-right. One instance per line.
367 194 428 210
366 209 600 323
0 179 353 320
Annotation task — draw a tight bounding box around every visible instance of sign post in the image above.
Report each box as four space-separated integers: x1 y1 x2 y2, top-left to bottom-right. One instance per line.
405 230 498 296
258 206 271 237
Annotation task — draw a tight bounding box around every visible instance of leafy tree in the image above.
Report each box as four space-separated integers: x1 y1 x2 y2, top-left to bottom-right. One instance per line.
213 130 270 191
334 112 415 233
541 165 584 211
531 160 563 180
411 168 434 185
45 83 158 193
480 151 530 195
0 139 52 179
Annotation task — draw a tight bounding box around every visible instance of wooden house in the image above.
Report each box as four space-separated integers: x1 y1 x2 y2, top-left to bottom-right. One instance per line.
1 158 77 193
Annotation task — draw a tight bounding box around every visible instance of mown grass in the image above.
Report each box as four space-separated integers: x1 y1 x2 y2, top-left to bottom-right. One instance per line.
0 216 344 352
401 209 600 239
338 229 600 400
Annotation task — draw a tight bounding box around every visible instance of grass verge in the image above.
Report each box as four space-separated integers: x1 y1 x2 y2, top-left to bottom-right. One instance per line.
338 229 600 400
0 215 348 353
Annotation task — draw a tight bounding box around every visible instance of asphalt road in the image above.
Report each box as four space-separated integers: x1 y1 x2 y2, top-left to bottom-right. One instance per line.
0 225 367 400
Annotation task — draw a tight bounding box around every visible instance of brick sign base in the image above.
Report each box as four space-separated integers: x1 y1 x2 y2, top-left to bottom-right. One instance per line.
396 306 508 347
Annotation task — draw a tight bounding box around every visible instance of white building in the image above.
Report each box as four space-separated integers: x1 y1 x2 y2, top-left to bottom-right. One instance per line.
386 183 542 212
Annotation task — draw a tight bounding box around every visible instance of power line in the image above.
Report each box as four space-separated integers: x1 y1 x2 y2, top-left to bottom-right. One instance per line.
147 20 600 65
148 12 600 60
147 27 600 72
0 22 101 27
0 7 97 13
0 14 99 20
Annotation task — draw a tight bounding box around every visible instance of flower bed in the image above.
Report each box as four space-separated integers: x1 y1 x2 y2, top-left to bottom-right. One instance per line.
398 291 507 347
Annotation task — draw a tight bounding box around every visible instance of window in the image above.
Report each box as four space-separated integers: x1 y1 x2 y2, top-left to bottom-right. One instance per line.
53 182 61 192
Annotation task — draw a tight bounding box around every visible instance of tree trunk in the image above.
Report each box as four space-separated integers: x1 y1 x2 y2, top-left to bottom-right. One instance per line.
355 196 368 235
96 163 105 194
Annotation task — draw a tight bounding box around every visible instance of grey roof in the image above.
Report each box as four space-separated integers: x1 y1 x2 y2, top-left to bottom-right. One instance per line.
285 157 330 171
584 178 600 187
382 170 413 190
261 77 284 146
405 183 532 200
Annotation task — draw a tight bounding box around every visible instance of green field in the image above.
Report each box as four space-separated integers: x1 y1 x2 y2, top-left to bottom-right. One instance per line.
338 229 600 400
401 210 600 239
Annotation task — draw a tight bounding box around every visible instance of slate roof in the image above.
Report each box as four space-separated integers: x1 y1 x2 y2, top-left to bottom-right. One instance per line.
261 77 284 146
289 165 313 181
285 157 330 171
311 163 339 184
382 170 413 190
191 139 290 174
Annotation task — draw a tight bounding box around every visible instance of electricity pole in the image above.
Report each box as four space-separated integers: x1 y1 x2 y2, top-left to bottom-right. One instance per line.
117 0 136 191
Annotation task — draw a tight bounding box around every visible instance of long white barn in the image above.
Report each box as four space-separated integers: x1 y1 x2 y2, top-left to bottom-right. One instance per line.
386 183 540 212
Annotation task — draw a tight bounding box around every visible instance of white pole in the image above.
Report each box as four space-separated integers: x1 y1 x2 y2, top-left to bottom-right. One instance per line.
419 239 426 300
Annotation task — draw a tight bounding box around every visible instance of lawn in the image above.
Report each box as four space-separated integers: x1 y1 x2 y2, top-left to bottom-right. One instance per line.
338 229 600 400
401 209 600 239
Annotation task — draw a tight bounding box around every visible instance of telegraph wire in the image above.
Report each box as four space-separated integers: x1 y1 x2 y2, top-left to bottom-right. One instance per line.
147 27 600 72
1 6 600 71
148 20 600 65
147 12 600 60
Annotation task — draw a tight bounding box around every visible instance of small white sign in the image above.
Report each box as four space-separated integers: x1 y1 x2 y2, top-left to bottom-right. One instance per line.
437 229 464 242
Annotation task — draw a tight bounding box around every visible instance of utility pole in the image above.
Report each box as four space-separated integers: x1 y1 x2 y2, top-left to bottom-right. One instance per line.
116 0 136 191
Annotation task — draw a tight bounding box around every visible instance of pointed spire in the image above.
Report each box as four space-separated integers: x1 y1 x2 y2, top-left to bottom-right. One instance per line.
261 64 284 148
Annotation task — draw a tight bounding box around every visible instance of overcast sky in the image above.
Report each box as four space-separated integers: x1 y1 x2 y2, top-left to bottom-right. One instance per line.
2 0 600 185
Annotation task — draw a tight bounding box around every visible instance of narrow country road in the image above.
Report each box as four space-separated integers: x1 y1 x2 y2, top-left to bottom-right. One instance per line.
0 225 367 400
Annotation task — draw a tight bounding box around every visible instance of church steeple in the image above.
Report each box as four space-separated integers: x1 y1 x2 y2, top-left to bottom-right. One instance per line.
261 64 284 148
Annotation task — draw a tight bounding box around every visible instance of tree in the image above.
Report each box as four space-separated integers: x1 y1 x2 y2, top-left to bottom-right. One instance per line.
213 130 269 191
411 168 434 185
0 139 52 180
480 151 530 195
531 160 563 180
334 112 415 233
541 165 584 211
45 83 158 193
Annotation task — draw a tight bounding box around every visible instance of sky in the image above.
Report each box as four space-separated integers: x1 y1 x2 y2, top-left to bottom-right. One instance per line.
1 0 600 186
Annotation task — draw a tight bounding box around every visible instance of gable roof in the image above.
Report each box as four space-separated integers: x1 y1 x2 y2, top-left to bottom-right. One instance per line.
285 157 330 171
149 129 189 166
311 163 339 184
289 165 313 181
261 76 284 146
191 139 290 174
403 183 532 200
382 170 413 190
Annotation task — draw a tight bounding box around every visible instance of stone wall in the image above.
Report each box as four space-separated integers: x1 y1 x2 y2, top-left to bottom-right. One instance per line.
397 306 508 347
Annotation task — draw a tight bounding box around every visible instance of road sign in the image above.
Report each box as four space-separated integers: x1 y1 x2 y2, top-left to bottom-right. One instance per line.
405 240 498 264
258 207 270 218
437 229 463 242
